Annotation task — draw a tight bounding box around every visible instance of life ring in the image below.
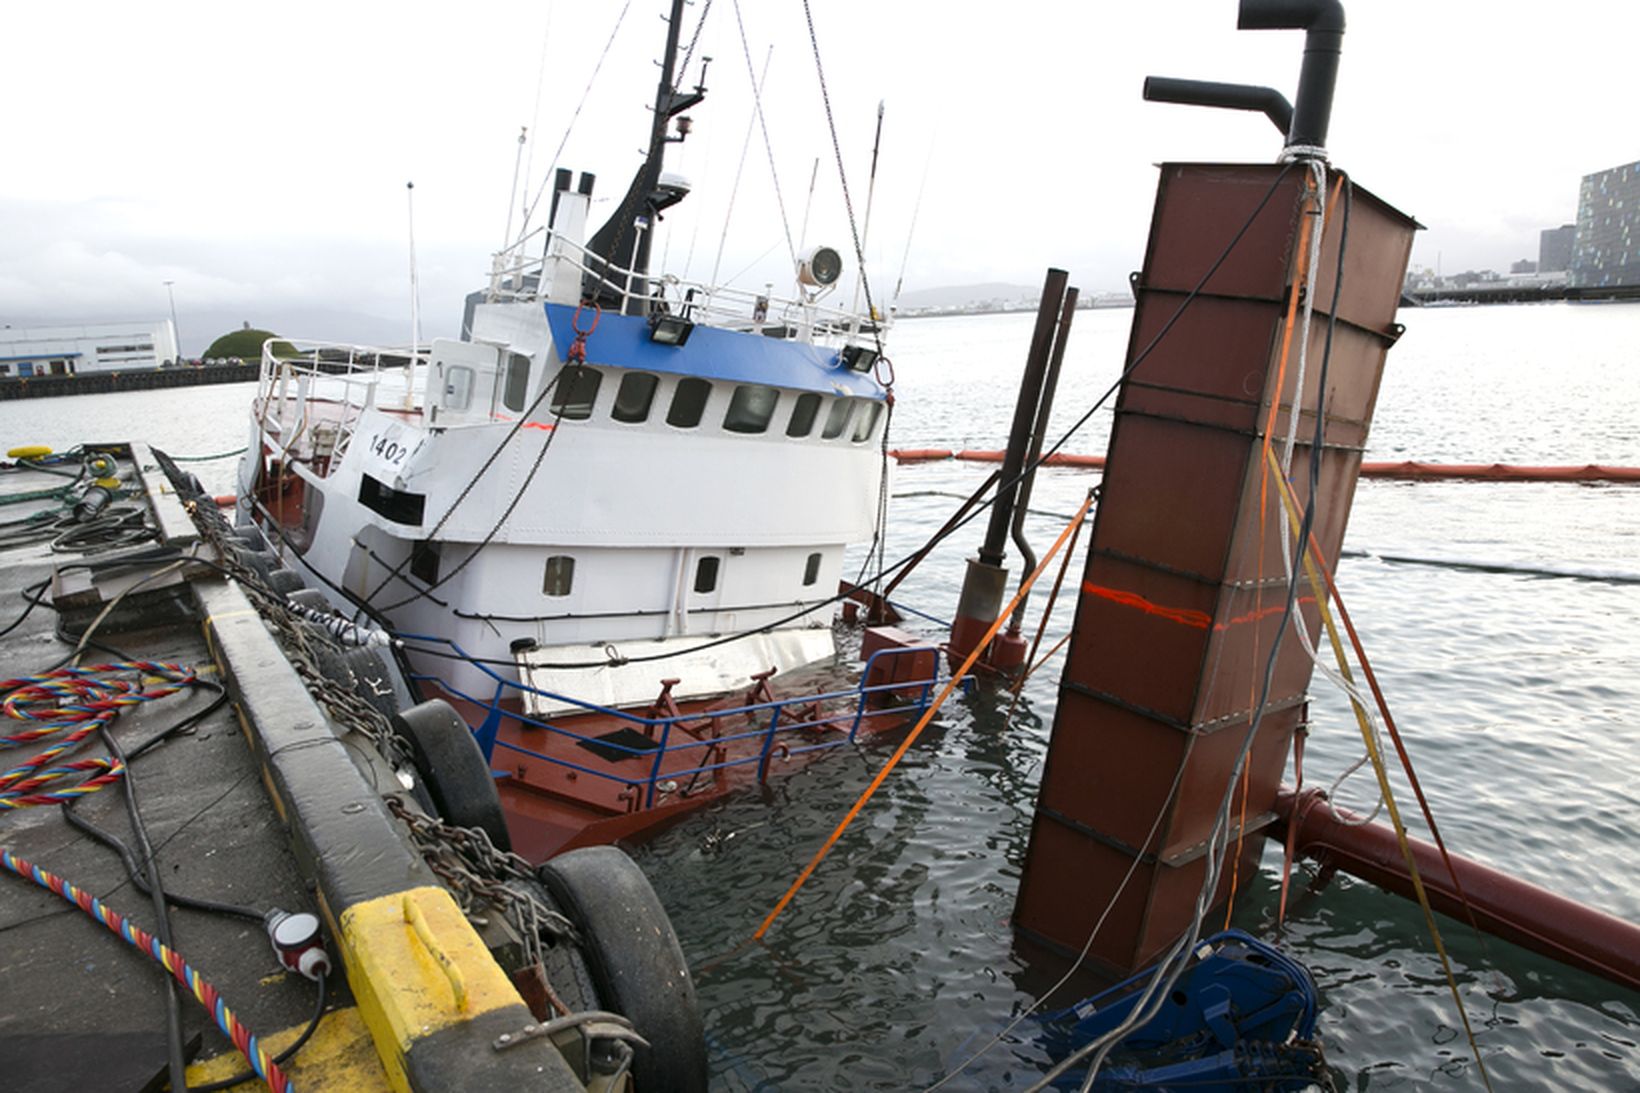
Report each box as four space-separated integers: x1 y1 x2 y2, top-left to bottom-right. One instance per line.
389 699 511 852
535 846 708 1093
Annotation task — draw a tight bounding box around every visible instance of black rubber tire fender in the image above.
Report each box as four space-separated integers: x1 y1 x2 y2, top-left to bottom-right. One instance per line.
535 847 708 1093
389 699 511 852
266 567 305 595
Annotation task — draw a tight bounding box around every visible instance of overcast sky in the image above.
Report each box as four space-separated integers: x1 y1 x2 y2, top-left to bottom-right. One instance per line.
4 1 1635 352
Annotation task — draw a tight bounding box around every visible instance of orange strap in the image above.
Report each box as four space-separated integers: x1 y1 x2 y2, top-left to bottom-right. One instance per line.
754 492 1097 940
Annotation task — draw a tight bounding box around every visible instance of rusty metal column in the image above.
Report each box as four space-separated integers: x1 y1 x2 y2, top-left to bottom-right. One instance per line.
948 268 1070 669
1012 162 1415 973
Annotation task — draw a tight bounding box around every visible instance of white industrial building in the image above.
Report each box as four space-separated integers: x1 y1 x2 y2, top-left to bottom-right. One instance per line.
0 320 179 378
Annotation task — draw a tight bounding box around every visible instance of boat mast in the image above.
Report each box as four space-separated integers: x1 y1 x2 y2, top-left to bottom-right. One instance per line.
584 0 708 315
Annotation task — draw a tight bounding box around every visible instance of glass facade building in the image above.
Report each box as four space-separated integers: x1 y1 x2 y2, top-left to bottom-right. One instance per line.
1571 161 1640 288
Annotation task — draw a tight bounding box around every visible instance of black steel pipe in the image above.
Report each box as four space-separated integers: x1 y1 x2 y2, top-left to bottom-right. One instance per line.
1238 0 1345 149
1007 285 1079 633
1142 77 1293 138
978 268 1068 568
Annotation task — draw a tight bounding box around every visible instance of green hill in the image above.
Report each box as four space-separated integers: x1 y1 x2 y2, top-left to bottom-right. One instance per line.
203 327 297 361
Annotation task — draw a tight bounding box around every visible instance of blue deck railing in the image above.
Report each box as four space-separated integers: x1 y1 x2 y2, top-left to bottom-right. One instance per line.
400 638 950 810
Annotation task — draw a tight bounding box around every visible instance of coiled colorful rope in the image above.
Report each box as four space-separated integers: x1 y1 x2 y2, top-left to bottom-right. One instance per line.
0 661 196 810
0 848 291 1091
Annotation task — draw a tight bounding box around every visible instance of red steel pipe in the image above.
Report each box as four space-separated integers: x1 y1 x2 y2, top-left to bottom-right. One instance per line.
1274 788 1640 993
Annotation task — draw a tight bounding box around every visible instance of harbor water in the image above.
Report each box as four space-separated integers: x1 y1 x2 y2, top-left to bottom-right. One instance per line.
8 302 1639 1089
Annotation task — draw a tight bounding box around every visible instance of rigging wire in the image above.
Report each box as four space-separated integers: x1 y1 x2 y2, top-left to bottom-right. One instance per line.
518 0 636 241
795 156 820 257
891 140 937 311
517 0 557 235
1268 446 1496 1092
709 43 773 289
800 0 883 355
849 100 886 319
1020 166 1326 1093
924 748 1191 1090
671 0 714 92
753 491 1097 942
391 164 1303 672
359 368 567 613
730 0 799 270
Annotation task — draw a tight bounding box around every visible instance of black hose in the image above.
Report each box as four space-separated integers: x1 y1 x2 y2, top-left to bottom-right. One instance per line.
97 705 189 1093
187 972 330 1093
61 806 264 922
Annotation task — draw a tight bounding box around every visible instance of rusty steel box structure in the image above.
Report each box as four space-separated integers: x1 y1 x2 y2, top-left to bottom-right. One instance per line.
1013 162 1416 972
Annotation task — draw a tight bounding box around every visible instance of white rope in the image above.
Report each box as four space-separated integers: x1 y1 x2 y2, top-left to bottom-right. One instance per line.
1279 143 1330 164
287 601 395 649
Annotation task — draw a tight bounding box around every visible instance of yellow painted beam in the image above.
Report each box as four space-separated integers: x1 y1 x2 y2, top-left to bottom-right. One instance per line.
338 885 528 1092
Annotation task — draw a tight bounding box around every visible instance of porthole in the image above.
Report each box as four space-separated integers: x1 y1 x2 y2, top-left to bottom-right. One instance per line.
803 551 822 586
693 555 720 594
543 555 575 596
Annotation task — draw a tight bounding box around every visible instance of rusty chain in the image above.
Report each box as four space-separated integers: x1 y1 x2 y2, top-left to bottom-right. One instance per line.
155 451 580 973
385 795 578 964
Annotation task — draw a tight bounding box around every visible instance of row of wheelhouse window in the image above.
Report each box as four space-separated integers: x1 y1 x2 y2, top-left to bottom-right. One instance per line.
540 550 826 597
546 365 883 443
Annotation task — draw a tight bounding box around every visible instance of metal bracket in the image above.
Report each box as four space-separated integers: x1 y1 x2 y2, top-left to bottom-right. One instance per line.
493 1009 651 1054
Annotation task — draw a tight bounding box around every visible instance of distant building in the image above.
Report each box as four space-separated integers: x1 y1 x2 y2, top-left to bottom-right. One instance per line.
1539 224 1575 273
1571 161 1640 288
1510 259 1538 274
0 320 179 378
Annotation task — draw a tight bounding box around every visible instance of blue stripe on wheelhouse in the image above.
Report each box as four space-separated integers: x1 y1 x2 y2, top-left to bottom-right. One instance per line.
545 303 885 398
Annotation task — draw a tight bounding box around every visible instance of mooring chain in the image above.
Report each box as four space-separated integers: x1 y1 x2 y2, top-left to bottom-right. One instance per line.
156 455 575 968
172 486 413 773
383 795 578 951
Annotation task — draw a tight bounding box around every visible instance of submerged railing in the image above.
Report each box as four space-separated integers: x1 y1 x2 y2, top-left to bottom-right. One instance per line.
402 637 947 810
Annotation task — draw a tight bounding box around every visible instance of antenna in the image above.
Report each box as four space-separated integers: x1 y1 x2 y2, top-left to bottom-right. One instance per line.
850 100 886 316
795 157 819 257
502 127 528 259
406 181 420 409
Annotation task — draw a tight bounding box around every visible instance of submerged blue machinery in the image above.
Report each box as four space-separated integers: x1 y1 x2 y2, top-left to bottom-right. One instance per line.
1043 930 1328 1091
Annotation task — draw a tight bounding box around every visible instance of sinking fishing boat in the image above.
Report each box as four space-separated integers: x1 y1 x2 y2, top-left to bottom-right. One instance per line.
236 0 939 863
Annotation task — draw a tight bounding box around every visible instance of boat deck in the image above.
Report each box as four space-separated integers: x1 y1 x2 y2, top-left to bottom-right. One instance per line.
428 644 941 863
